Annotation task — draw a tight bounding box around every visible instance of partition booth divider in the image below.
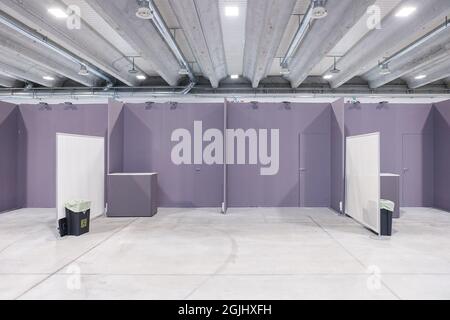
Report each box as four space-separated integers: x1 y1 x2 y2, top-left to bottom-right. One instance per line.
56 133 105 224
0 99 449 232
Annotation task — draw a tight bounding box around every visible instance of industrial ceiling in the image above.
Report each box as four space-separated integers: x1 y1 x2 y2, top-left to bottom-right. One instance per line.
0 0 449 99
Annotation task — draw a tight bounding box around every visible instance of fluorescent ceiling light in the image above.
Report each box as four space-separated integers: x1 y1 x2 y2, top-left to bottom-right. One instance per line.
414 74 427 80
230 74 239 79
323 74 333 80
48 8 68 19
43 76 55 81
136 75 147 80
225 6 239 17
395 6 417 17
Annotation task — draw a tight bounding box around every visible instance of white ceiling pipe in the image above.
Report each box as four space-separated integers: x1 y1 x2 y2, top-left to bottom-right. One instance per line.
329 0 450 89
286 0 377 88
168 0 227 88
0 11 112 85
243 0 297 88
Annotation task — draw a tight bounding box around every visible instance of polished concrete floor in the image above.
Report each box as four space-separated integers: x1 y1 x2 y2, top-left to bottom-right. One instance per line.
0 207 450 300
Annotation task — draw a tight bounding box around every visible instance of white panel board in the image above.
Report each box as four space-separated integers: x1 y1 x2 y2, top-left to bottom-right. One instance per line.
56 133 105 224
345 133 381 234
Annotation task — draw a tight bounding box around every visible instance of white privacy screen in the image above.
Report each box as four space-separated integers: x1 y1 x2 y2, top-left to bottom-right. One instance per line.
345 133 381 234
56 134 105 224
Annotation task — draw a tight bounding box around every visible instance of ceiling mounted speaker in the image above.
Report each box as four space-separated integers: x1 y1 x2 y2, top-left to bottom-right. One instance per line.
312 0 328 19
136 1 153 20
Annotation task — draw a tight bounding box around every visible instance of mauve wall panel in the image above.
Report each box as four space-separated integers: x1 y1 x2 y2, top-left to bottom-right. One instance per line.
123 103 224 207
330 99 345 213
434 100 450 212
227 103 331 207
18 104 107 208
0 102 18 213
108 99 124 174
345 103 434 207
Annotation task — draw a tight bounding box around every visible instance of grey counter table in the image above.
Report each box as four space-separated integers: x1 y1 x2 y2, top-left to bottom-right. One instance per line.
381 173 401 219
107 173 158 217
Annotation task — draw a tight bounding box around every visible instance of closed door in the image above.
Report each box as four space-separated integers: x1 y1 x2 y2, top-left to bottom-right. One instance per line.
299 133 331 207
402 134 433 207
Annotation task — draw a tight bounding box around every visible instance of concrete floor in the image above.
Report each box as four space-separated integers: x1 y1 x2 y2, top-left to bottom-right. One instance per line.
0 207 450 300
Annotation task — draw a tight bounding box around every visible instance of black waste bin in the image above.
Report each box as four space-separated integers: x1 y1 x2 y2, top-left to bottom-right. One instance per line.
380 200 395 236
65 201 91 236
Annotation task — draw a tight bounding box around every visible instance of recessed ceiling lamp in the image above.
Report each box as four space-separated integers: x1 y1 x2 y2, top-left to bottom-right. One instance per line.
48 7 68 19
414 74 427 80
78 65 89 76
225 6 239 17
379 63 391 75
230 74 239 79
136 74 147 80
395 6 417 18
136 0 153 19
330 56 341 74
178 68 189 75
43 75 55 81
311 0 328 19
323 74 333 80
280 67 290 75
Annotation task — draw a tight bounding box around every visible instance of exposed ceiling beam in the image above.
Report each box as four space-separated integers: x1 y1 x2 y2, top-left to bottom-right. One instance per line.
364 25 450 89
88 0 182 86
168 0 227 88
0 60 58 87
403 59 450 89
0 0 141 86
329 0 450 89
243 0 297 88
0 73 20 87
286 0 376 88
0 28 99 87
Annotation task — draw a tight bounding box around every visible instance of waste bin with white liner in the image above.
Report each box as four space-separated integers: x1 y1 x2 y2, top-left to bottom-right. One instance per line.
65 200 91 236
380 200 395 236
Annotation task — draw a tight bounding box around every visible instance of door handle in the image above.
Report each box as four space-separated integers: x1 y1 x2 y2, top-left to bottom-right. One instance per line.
403 168 409 172
299 168 306 172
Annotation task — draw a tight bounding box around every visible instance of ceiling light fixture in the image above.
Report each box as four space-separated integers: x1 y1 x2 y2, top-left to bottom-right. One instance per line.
330 56 341 74
323 74 333 80
311 0 328 19
280 68 290 75
395 6 417 17
225 6 239 17
48 7 69 19
178 68 190 75
78 64 89 76
136 74 147 80
128 57 139 74
136 0 153 20
231 74 239 79
414 74 427 80
379 63 391 75
43 75 55 81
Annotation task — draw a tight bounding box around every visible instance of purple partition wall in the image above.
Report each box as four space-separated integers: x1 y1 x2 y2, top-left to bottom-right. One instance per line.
345 103 434 207
123 103 224 207
227 102 331 207
107 99 124 174
0 102 18 213
433 100 450 212
330 99 345 213
17 104 107 208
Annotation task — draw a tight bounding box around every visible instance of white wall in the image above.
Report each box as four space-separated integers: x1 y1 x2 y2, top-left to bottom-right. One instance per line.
345 133 381 234
56 133 105 224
